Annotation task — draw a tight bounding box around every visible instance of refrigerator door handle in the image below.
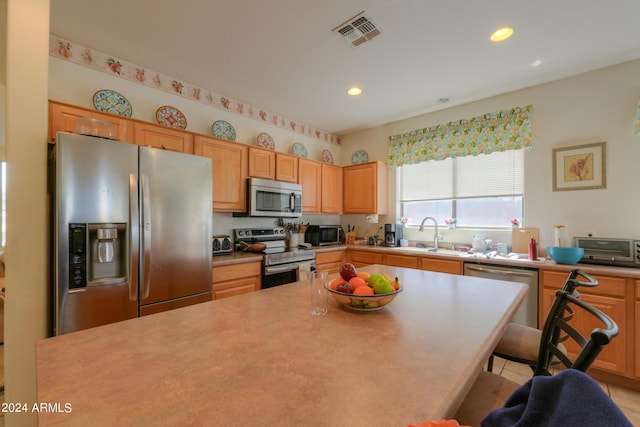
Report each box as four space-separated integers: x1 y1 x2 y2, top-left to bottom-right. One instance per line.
141 174 152 299
129 173 139 301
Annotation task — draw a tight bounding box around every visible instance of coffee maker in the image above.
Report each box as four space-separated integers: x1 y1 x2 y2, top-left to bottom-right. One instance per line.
384 224 404 247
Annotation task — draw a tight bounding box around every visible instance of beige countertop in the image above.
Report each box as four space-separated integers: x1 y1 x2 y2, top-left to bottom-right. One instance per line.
346 244 640 278
36 265 527 426
212 244 640 279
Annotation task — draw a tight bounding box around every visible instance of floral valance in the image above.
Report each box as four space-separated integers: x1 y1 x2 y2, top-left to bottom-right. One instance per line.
387 105 533 166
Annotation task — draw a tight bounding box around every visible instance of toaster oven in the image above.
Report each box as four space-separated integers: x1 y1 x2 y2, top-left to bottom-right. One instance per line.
573 236 640 268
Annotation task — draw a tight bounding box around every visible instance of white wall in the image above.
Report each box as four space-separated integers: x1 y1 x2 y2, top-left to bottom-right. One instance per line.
49 58 343 236
340 59 640 248
5 1 50 426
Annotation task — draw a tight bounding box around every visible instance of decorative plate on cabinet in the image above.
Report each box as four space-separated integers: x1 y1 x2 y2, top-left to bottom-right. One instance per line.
211 120 236 141
92 89 132 117
291 142 308 158
321 149 334 164
256 132 275 150
155 106 187 130
351 150 369 164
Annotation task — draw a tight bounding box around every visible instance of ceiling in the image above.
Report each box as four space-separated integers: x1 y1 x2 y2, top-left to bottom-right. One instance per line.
49 0 640 136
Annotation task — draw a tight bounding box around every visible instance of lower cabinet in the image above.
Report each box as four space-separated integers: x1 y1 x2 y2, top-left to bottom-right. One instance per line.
383 254 419 269
346 250 383 268
636 280 640 380
212 261 262 300
540 270 627 375
315 249 345 274
420 258 462 275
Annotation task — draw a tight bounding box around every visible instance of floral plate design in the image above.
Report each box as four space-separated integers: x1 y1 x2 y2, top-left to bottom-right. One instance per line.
321 149 334 164
257 132 275 150
351 149 369 164
291 142 308 158
211 120 236 141
92 89 132 117
155 106 187 130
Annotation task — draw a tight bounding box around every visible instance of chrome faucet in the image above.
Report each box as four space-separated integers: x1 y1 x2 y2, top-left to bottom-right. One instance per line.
419 216 442 250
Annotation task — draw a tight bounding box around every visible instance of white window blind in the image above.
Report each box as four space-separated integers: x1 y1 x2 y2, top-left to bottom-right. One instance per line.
400 149 524 202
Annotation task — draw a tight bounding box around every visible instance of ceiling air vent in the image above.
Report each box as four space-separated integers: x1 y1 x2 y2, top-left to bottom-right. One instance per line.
333 12 381 47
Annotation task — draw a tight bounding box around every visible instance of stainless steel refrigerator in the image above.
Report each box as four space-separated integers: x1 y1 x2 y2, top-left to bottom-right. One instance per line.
50 132 212 335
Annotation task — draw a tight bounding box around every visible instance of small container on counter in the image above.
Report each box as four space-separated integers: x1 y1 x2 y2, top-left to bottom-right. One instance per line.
528 236 538 260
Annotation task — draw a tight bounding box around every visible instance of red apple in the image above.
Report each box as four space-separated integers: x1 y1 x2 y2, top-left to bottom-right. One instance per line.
339 263 358 281
336 281 354 294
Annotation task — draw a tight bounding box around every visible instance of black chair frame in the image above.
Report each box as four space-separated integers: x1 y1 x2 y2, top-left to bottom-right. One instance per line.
488 268 598 373
534 289 619 376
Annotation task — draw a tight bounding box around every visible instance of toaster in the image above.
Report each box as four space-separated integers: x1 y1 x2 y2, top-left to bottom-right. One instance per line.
212 235 233 256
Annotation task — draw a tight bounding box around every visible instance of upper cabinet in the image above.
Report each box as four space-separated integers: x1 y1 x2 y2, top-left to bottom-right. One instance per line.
298 158 322 214
194 136 248 212
275 153 298 183
248 148 299 183
49 100 134 143
248 147 276 179
343 161 388 214
321 163 343 214
134 122 194 153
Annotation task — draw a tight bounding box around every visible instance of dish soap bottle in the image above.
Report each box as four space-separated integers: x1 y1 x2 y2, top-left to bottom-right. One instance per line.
528 236 538 260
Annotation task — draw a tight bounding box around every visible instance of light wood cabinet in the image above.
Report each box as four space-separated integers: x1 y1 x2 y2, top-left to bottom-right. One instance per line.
248 147 276 179
212 261 262 300
298 158 322 214
315 249 345 274
276 153 298 183
540 270 627 375
321 163 343 214
346 249 383 268
134 122 194 153
48 100 133 143
384 254 419 269
420 258 462 275
194 136 247 212
636 280 640 379
343 161 388 214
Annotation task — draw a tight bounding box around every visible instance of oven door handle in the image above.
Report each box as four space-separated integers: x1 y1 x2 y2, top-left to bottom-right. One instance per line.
265 264 299 275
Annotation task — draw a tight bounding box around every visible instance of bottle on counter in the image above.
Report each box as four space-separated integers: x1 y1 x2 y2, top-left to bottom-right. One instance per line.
528 236 538 260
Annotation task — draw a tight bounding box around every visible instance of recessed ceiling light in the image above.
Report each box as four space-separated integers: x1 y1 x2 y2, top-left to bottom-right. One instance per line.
490 27 514 42
530 59 542 67
347 87 362 96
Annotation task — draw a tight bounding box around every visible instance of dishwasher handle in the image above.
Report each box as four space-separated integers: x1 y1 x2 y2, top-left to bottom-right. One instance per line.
465 264 537 278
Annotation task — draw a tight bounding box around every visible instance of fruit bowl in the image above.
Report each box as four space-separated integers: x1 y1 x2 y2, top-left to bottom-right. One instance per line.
327 286 403 311
546 246 584 265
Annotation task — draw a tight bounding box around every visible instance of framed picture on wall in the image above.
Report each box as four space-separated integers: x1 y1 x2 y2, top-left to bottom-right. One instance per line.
552 142 606 191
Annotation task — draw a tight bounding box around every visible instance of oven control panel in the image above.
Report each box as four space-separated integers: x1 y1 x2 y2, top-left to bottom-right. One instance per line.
235 227 287 241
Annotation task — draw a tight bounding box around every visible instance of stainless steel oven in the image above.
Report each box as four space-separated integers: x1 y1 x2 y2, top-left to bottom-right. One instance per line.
234 227 316 289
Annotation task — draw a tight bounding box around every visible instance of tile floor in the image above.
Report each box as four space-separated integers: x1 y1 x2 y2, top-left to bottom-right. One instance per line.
492 356 640 426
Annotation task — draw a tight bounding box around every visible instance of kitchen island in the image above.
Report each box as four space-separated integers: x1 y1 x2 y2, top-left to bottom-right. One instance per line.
36 265 526 426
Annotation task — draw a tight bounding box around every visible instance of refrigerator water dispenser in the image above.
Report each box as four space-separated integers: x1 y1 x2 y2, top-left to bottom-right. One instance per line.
88 223 127 285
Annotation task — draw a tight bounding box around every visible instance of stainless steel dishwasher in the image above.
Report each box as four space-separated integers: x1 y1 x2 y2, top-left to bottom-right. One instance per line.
463 262 538 327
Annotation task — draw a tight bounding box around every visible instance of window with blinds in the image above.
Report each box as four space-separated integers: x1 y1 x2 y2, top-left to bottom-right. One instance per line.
399 150 524 228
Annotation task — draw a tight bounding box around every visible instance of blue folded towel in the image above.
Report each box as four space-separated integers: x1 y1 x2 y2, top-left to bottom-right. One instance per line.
481 369 632 427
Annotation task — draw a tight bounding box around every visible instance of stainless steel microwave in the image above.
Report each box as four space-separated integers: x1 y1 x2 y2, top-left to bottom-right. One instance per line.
305 225 343 246
244 177 302 218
